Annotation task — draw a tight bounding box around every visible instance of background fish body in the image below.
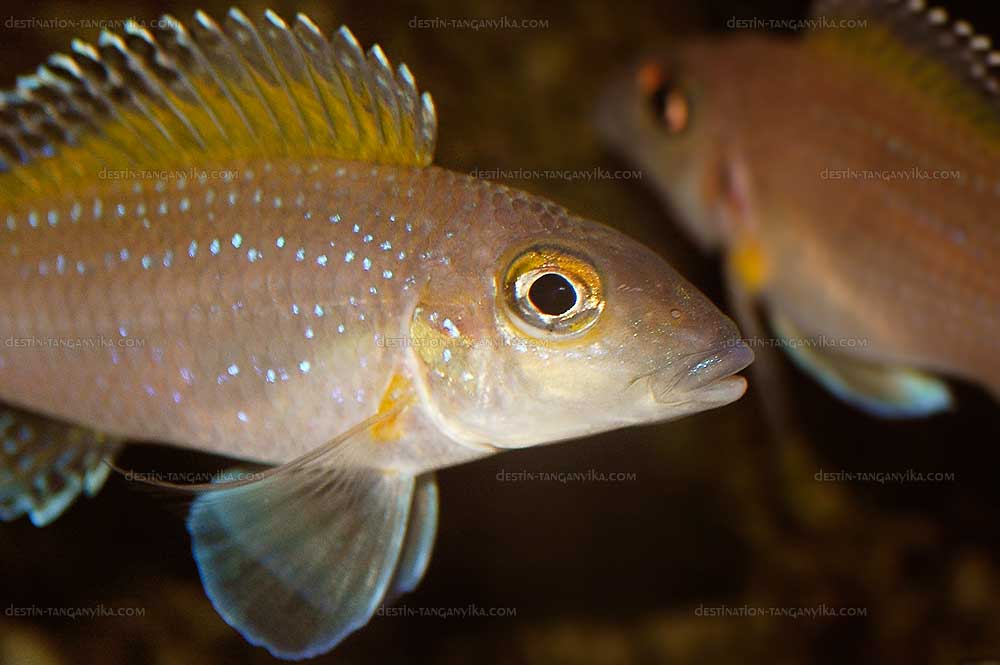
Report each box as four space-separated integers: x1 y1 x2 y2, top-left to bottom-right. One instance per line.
706 35 997 389
599 7 1000 411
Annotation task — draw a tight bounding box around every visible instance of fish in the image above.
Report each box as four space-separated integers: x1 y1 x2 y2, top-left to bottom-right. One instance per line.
0 8 753 659
597 0 1000 418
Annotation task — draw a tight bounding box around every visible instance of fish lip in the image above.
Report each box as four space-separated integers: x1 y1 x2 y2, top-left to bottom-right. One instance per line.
650 339 754 405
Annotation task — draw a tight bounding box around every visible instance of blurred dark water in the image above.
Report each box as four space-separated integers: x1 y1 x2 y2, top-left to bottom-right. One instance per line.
1 1 999 663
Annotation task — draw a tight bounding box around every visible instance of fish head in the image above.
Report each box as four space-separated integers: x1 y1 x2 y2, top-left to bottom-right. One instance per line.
408 215 753 449
596 45 745 253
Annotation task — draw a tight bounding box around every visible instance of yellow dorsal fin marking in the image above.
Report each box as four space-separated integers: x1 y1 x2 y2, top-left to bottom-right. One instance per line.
807 0 1000 143
372 373 415 443
0 8 438 203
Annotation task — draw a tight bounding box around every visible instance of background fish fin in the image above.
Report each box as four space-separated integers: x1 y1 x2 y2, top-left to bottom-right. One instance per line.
724 260 795 437
808 0 1000 129
770 311 953 419
0 405 121 526
0 9 437 203
386 473 439 601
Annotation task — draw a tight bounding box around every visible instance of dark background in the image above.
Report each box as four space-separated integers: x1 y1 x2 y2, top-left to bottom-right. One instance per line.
2 1 999 663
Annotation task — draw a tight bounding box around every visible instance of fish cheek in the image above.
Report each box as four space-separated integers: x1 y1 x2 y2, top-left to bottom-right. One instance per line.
407 304 487 411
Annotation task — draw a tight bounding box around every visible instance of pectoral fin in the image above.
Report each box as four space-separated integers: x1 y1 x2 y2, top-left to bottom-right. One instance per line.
143 395 439 659
188 463 415 659
770 312 953 418
0 405 121 526
386 473 438 599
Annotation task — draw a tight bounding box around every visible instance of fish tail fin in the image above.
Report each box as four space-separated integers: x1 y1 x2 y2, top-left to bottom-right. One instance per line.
0 405 122 526
186 461 438 659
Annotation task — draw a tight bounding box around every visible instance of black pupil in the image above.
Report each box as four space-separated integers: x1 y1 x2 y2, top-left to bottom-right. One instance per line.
649 81 671 119
528 273 577 316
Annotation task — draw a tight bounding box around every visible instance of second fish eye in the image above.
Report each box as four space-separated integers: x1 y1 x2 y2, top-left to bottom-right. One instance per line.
637 62 690 135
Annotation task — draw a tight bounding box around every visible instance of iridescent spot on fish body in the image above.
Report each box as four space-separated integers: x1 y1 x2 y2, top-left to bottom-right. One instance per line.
276 236 286 249
232 233 243 249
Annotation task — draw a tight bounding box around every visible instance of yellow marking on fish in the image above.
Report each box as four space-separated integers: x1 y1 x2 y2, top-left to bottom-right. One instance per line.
729 238 769 295
372 373 414 443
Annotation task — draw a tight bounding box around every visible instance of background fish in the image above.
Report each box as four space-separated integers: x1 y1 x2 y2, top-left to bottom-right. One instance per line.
0 8 752 658
598 0 1000 417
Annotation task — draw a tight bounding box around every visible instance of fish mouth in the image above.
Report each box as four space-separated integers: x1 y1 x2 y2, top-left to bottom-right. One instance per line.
650 339 754 407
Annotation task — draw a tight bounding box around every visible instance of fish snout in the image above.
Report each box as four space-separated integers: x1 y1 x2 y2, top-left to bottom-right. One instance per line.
650 338 754 405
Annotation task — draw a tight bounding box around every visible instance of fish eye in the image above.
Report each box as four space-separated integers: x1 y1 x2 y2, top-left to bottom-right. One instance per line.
501 246 604 337
636 62 689 135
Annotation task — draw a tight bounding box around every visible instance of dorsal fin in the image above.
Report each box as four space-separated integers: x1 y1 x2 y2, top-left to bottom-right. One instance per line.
0 8 437 202
808 0 1000 134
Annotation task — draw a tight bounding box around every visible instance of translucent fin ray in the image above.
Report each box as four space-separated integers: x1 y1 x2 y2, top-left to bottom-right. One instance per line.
0 8 437 202
0 405 122 526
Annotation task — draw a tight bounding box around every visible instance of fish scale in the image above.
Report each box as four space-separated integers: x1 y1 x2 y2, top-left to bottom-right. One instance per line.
1 160 516 464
